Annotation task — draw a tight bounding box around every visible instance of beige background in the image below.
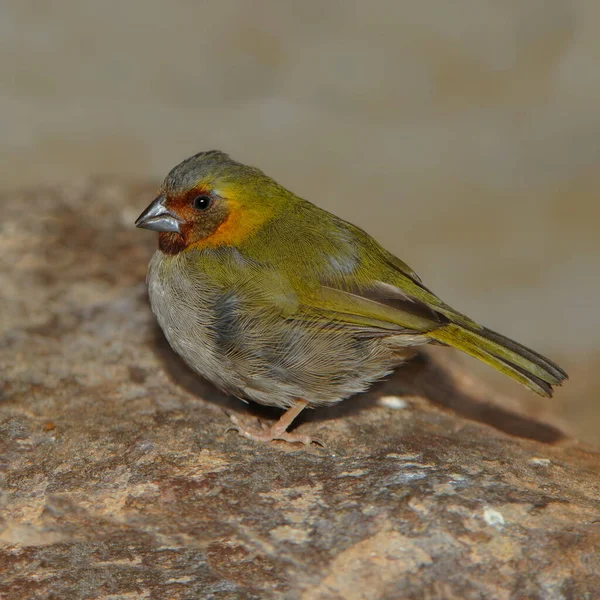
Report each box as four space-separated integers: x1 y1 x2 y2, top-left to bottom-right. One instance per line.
2 1 598 442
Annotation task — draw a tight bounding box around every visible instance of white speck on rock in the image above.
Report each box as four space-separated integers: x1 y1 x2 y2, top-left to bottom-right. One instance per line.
386 470 429 485
386 453 423 461
337 469 370 478
378 395 408 409
529 457 552 467
483 506 505 529
270 525 310 544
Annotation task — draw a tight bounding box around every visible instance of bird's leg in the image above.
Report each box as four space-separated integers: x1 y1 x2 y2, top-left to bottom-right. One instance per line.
226 399 324 446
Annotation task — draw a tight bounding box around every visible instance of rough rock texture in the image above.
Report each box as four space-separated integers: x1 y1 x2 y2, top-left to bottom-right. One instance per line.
1 182 599 599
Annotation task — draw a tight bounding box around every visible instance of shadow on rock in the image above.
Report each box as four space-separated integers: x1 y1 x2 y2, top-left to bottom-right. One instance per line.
378 350 565 444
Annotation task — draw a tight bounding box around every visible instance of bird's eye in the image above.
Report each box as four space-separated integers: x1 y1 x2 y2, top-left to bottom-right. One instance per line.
193 195 212 211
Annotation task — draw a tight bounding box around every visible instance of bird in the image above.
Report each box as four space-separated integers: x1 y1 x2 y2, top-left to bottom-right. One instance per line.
135 150 567 445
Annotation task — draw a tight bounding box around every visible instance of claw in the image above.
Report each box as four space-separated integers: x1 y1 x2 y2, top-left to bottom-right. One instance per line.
223 424 241 436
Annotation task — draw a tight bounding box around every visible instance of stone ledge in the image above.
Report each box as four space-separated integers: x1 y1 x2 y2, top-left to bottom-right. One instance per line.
1 181 599 599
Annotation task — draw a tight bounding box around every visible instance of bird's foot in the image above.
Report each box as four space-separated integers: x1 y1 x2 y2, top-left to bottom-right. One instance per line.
224 412 325 447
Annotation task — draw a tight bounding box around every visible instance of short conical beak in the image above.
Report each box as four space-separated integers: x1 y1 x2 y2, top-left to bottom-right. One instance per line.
135 195 182 233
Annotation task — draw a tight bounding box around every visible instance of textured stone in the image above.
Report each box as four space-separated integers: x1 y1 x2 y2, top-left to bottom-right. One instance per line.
1 182 599 599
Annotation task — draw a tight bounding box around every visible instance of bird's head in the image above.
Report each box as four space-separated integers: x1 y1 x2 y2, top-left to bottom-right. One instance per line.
135 150 289 254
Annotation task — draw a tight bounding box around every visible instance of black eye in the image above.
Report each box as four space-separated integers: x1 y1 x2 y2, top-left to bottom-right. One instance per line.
193 195 212 211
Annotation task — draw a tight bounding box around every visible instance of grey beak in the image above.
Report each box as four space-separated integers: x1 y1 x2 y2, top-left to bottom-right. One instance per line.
135 195 181 233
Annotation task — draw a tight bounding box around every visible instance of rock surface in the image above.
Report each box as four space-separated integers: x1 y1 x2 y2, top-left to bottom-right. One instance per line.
1 182 599 599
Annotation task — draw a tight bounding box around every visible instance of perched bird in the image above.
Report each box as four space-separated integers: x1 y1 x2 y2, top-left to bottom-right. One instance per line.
135 151 567 445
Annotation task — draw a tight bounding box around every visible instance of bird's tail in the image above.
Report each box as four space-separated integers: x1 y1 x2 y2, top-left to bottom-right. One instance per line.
426 322 568 397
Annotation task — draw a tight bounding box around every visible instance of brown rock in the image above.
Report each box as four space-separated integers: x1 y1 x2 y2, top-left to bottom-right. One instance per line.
1 181 599 599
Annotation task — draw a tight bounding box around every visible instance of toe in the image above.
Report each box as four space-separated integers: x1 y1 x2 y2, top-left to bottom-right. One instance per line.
279 432 327 447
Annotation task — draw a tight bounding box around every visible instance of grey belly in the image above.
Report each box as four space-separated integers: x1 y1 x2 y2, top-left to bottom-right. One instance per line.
147 251 418 409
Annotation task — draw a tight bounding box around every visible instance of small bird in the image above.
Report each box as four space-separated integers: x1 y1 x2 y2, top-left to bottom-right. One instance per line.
136 151 567 445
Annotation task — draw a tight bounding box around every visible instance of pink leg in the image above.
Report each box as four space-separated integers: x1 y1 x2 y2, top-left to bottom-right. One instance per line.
226 399 324 446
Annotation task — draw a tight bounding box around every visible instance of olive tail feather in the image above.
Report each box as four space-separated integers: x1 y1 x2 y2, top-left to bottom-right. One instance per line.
427 323 568 397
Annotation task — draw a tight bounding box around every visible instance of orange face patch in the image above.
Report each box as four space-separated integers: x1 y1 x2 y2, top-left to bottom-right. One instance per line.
194 198 270 249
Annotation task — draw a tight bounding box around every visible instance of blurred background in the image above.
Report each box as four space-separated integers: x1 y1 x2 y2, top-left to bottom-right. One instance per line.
2 0 598 443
